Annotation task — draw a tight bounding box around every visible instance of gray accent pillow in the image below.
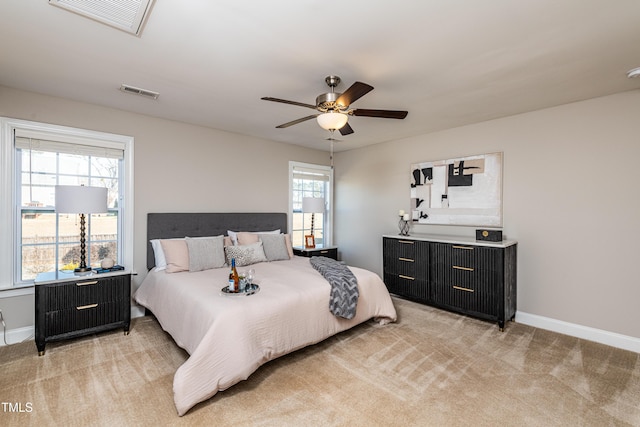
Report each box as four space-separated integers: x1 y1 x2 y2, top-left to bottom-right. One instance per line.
185 235 226 272
259 233 290 261
224 241 268 267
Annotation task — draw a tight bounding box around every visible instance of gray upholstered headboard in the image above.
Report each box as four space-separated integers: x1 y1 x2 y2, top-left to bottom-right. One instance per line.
146 212 288 270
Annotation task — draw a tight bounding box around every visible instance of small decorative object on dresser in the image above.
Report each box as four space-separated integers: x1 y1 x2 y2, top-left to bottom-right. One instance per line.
34 270 131 355
476 229 503 242
398 210 410 236
383 234 516 330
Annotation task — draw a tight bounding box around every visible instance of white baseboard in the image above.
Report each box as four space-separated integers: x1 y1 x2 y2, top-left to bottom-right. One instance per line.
516 311 640 354
0 325 34 347
130 305 145 319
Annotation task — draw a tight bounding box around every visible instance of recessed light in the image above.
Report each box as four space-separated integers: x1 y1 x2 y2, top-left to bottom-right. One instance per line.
627 67 640 79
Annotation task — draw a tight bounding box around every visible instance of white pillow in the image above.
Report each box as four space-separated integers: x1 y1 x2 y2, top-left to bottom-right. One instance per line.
227 229 280 245
150 239 170 271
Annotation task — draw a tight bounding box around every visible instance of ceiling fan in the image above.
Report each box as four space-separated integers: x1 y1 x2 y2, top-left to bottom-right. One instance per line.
261 75 408 136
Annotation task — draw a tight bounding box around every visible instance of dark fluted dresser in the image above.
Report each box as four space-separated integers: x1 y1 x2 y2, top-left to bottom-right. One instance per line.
383 234 517 330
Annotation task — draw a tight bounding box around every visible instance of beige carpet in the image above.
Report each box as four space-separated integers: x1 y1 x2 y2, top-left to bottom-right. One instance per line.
1 297 639 426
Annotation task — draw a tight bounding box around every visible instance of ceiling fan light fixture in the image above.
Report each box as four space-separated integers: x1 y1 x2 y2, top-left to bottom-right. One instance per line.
317 112 348 131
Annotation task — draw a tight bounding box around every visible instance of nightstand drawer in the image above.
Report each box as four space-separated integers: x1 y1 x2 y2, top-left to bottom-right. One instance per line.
293 247 338 260
43 276 129 311
44 301 129 337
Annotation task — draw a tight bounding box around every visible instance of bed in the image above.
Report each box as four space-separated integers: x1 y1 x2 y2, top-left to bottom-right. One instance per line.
134 212 397 416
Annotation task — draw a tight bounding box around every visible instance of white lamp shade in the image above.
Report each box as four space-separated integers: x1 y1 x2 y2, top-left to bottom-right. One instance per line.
55 185 108 214
316 112 348 130
302 197 325 213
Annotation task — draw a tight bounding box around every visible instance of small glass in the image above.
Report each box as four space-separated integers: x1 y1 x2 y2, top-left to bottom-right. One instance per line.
238 270 247 291
246 268 255 287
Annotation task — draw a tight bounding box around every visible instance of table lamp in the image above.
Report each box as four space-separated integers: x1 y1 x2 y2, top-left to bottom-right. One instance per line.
302 197 325 248
55 185 108 273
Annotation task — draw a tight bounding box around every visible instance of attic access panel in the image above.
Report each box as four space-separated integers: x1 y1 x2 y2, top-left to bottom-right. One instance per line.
49 0 155 36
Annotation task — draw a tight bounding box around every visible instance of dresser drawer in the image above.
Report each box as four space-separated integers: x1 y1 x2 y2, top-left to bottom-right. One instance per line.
432 243 501 271
383 273 429 302
384 256 416 277
436 281 498 318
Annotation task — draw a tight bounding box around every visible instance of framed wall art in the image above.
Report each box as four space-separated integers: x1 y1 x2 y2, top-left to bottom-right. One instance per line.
410 152 503 227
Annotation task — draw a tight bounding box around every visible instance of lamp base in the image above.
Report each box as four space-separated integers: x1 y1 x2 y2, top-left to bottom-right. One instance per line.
74 267 92 275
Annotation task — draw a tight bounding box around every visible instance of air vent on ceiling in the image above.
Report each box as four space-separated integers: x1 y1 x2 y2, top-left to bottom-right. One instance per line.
119 84 159 100
49 0 155 36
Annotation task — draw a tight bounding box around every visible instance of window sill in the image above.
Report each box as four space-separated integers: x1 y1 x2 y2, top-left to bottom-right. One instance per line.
0 285 34 298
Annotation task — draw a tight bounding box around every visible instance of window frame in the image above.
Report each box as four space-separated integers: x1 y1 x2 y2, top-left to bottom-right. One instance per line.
288 161 333 248
0 117 134 296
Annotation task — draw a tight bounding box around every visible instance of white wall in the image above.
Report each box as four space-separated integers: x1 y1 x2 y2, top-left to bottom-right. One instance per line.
334 90 640 343
0 85 329 333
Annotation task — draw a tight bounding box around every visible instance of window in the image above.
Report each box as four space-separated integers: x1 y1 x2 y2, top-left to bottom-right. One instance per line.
0 118 134 292
289 162 333 248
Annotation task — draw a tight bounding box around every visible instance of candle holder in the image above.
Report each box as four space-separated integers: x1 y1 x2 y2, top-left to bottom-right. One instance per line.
398 216 410 236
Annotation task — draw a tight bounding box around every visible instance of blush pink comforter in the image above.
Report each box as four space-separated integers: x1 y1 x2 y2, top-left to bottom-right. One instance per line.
134 256 397 416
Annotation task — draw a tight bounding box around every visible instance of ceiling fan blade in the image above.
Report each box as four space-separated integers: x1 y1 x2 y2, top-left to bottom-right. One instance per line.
275 114 318 128
352 109 408 119
261 97 317 110
339 122 354 136
335 82 374 107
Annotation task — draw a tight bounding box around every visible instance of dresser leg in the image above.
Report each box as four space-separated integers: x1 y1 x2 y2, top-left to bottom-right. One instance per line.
38 350 45 356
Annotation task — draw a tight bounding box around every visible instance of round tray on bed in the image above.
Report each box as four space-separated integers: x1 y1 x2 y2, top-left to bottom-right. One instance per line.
220 283 260 296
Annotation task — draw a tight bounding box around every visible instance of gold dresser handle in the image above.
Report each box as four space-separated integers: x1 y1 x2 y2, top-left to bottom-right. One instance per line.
453 285 474 293
399 240 414 244
398 275 415 280
452 245 474 250
76 303 98 310
320 250 328 254
453 265 474 271
76 280 98 286
398 257 414 262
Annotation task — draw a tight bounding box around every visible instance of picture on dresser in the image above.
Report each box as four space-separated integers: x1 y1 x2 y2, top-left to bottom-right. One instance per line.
410 152 502 226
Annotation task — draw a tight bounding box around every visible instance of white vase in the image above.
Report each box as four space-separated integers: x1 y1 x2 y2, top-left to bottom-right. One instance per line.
101 258 114 269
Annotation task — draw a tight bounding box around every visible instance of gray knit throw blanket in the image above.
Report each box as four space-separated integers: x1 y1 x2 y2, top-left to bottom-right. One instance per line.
309 256 359 319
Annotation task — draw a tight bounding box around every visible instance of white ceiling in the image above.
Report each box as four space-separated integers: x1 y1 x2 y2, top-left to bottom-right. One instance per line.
1 1 639 152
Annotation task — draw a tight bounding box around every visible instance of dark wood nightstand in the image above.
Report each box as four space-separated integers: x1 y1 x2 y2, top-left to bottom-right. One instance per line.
293 246 338 261
34 270 131 355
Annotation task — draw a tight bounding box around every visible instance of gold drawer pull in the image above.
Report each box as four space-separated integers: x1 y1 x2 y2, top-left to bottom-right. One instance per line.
76 280 98 287
320 250 329 254
453 285 474 293
399 240 414 244
398 257 414 262
453 265 474 271
452 245 474 250
76 303 98 310
398 275 415 280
